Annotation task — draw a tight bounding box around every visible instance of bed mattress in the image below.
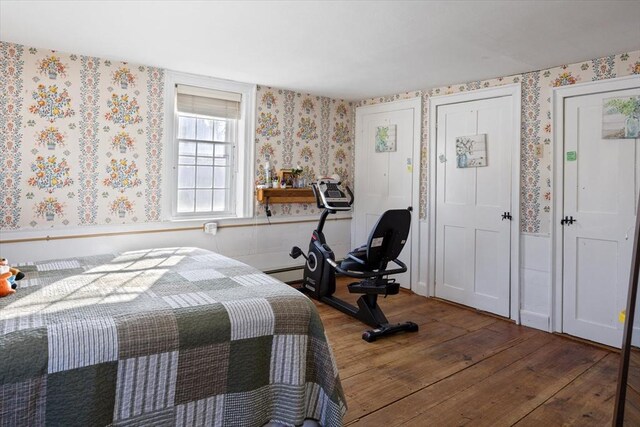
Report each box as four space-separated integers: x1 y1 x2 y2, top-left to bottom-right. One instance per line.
0 247 345 426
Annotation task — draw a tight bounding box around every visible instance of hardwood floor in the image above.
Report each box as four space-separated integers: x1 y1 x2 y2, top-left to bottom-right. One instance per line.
310 279 618 426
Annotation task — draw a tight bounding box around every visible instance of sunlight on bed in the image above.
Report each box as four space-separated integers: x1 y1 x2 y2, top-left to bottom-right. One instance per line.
0 250 190 321
87 254 186 273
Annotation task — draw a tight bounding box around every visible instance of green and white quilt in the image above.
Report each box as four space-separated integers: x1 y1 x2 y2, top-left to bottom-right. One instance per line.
0 247 346 426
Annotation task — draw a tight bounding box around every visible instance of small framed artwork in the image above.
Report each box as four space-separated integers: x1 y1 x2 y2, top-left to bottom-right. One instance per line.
277 169 294 186
456 134 487 168
602 96 640 139
375 124 397 152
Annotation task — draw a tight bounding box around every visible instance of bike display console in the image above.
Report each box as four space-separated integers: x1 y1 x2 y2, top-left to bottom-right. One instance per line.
315 180 352 211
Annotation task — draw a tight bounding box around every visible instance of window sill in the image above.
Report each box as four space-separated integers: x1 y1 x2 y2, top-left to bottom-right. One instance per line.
169 214 239 222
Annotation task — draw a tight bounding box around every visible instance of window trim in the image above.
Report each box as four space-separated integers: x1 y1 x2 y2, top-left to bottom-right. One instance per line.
164 70 256 221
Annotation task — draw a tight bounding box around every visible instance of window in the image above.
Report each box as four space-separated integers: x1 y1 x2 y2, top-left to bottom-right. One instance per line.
175 85 239 215
166 75 255 220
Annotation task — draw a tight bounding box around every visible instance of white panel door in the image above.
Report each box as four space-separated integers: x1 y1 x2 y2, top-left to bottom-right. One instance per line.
355 108 416 288
562 87 640 347
435 96 513 317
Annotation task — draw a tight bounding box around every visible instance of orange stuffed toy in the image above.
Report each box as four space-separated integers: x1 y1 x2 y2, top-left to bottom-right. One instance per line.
0 258 23 290
0 265 16 297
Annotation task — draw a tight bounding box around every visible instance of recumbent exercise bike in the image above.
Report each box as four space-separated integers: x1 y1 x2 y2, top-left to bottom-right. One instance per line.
290 179 418 342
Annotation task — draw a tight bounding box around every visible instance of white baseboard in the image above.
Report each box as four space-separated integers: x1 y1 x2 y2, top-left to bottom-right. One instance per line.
520 310 550 332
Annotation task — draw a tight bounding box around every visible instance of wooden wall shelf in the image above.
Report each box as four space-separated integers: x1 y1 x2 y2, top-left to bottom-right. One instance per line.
256 188 315 204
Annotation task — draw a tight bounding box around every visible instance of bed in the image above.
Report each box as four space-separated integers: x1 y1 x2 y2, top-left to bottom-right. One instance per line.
0 247 346 426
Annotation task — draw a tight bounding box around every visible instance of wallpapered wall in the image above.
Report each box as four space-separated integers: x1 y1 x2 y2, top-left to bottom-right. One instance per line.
1 41 164 231
359 49 640 234
2 39 638 236
432 49 640 235
0 41 355 230
254 87 354 217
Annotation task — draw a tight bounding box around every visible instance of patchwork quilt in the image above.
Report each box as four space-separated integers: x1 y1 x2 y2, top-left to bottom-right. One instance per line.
0 247 346 426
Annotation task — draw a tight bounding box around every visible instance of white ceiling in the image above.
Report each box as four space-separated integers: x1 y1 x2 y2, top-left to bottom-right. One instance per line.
1 0 639 100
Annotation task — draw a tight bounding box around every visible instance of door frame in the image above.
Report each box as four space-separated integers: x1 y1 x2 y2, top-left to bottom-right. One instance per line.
551 75 640 333
428 83 522 322
354 97 422 291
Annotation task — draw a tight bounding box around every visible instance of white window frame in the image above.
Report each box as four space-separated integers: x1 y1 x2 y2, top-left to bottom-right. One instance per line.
164 71 256 220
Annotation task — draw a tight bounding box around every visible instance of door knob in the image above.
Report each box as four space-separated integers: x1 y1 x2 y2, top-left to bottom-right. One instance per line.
501 212 512 221
561 215 576 226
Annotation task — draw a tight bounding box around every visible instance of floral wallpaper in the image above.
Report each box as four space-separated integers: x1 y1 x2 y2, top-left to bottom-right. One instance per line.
2 39 637 237
0 41 164 231
0 41 355 231
254 86 355 217
430 50 640 234
358 50 640 234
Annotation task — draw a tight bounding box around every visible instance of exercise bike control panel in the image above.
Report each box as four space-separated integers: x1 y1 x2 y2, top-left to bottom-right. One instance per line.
315 180 352 211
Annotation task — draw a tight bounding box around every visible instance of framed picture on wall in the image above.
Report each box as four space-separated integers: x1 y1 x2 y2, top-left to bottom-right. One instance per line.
456 134 487 168
375 125 397 152
277 169 294 186
603 96 640 139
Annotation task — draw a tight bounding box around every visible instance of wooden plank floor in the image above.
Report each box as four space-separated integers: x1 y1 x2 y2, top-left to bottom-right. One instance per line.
309 279 618 426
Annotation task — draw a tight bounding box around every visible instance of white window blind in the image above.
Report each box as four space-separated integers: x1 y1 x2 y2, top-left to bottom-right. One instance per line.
176 84 241 119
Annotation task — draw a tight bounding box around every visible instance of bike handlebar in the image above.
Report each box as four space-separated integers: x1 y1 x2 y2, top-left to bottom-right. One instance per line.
326 257 407 279
346 186 354 207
